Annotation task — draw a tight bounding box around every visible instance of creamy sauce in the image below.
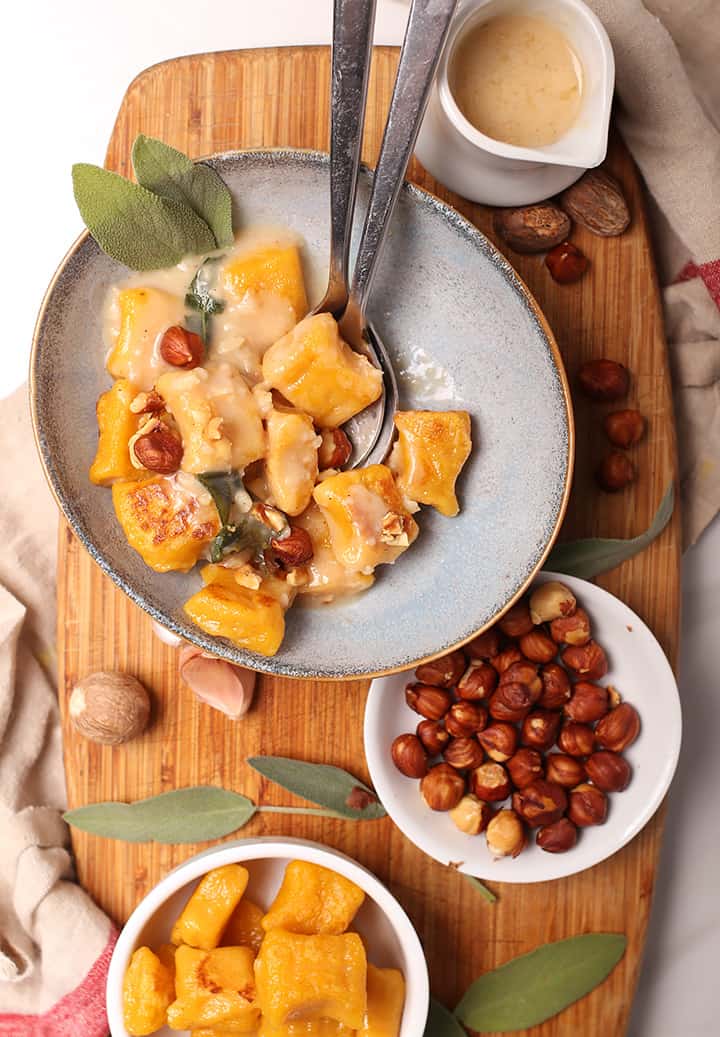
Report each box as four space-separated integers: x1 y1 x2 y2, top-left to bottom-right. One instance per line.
449 14 583 148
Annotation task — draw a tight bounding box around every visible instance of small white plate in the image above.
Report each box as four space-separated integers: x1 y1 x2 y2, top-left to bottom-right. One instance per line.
364 572 682 883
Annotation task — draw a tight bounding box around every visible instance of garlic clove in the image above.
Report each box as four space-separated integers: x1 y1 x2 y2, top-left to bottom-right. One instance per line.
178 645 255 719
151 620 184 647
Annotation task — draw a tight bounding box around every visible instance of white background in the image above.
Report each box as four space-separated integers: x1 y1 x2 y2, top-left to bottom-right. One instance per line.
1 2 717 1034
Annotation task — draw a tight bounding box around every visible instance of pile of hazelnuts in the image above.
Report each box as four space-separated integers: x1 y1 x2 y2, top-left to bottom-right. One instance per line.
391 580 641 858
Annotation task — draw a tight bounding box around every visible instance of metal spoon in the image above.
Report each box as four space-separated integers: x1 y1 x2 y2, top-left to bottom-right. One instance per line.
340 0 459 467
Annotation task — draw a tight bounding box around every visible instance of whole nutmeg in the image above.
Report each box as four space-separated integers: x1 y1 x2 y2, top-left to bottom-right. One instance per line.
444 736 485 771
405 683 452 720
268 527 314 568
595 703 641 752
470 762 512 802
545 241 589 283
416 719 450 756
477 722 518 763
492 202 571 254
518 629 557 664
545 752 586 788
415 649 466 689
536 817 578 854
466 628 502 660
490 645 524 674
159 324 204 368
507 748 544 789
391 733 428 778
539 662 572 709
521 709 561 751
596 451 636 492
318 427 352 469
512 779 567 827
500 660 542 700
498 600 534 638
69 671 150 745
549 607 591 646
585 750 632 792
568 782 608 827
489 682 533 723
559 169 631 237
604 409 646 449
457 661 498 701
564 681 609 723
577 358 630 401
449 794 494 835
132 423 183 474
561 641 608 681
445 701 488 737
529 581 576 624
420 763 465 811
486 809 527 858
558 722 595 757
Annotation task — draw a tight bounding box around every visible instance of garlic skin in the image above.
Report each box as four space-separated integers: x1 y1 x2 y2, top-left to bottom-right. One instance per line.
178 645 255 719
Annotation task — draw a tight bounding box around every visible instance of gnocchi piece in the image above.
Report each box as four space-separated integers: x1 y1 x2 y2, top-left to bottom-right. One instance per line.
222 242 308 322
391 410 472 517
262 860 365 936
184 583 286 657
266 409 319 516
123 945 175 1036
168 945 259 1031
262 313 382 428
222 898 266 954
106 287 185 389
358 965 406 1037
206 364 266 472
258 1021 356 1037
171 864 249 950
89 378 141 485
312 465 418 573
295 504 375 602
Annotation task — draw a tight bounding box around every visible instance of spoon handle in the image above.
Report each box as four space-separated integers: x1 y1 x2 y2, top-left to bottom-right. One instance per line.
324 0 378 317
346 0 458 323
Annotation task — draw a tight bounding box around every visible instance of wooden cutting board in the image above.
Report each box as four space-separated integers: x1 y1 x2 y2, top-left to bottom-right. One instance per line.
57 47 680 1035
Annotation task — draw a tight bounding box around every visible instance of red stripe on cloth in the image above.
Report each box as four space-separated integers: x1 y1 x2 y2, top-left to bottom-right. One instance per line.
0 928 117 1037
674 258 720 307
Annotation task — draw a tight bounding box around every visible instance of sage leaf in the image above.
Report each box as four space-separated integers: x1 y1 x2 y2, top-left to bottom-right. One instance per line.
463 874 497 904
545 483 674 579
186 257 226 316
197 471 244 527
132 134 234 248
209 513 274 564
248 757 386 820
72 164 216 270
425 999 465 1037
64 786 256 844
454 933 626 1032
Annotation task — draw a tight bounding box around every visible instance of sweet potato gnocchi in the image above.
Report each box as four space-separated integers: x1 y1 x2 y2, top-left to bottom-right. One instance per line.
122 859 405 1037
91 229 472 656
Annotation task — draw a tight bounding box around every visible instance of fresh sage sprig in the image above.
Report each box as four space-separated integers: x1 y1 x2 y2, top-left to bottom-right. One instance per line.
424 999 465 1037
249 756 386 820
462 874 497 904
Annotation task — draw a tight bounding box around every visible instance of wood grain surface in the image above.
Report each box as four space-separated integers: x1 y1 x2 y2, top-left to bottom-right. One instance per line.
57 47 681 1035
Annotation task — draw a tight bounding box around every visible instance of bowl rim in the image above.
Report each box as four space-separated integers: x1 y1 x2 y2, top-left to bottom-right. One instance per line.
104 836 430 1037
30 146 574 679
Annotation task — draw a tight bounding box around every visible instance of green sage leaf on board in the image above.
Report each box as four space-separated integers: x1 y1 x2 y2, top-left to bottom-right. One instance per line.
454 933 626 1032
72 164 217 271
248 756 386 820
132 134 234 248
463 874 497 904
424 998 465 1037
545 483 674 579
64 786 257 843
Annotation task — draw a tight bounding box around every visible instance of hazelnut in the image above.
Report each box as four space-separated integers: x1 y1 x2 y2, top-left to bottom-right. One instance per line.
545 753 586 788
529 581 576 624
486 809 526 858
568 783 608 827
604 409 646 448
500 660 542 700
561 641 608 681
507 748 544 788
132 423 183 474
498 600 534 638
488 682 533 723
564 681 609 723
577 358 630 401
558 722 595 757
130 389 165 414
538 662 572 709
420 763 465 811
489 645 524 674
518 629 557 664
268 527 314 568
415 649 466 689
477 722 518 763
585 750 632 792
470 762 512 802
159 324 204 368
405 683 452 720
444 737 485 771
445 701 488 737
512 779 567 827
466 628 502 660
549 607 591 646
416 719 450 756
596 451 636 492
391 734 428 778
536 817 578 854
318 427 352 469
607 685 623 708
450 795 493 835
457 661 498 701
545 240 589 283
69 671 150 745
594 703 641 752
520 709 561 751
